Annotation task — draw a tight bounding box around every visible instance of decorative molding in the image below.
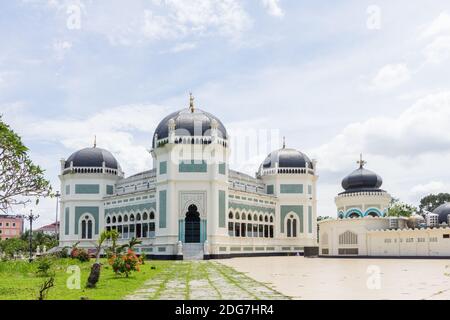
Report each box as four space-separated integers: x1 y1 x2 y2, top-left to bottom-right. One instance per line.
179 191 207 219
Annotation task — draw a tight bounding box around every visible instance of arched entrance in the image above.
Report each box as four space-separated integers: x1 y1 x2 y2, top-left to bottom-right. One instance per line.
185 204 201 243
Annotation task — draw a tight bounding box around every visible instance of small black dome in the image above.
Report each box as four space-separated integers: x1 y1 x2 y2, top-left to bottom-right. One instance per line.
65 147 119 169
262 148 313 169
433 203 450 224
153 108 227 148
341 167 383 194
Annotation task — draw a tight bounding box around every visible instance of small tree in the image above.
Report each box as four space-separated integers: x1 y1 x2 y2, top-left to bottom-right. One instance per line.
0 116 52 213
387 200 417 218
86 231 109 289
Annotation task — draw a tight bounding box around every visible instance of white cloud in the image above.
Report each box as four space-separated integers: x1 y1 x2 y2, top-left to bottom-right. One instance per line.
6 104 171 176
168 42 197 53
52 40 72 60
424 36 450 63
261 0 284 18
371 63 411 90
311 91 450 172
411 181 448 197
420 12 450 65
421 12 450 38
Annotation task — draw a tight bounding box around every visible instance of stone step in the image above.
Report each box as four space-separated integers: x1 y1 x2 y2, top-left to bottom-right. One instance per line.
183 244 204 261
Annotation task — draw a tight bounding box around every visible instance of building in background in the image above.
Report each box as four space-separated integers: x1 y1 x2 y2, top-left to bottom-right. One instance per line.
320 158 450 258
37 222 60 236
0 215 24 240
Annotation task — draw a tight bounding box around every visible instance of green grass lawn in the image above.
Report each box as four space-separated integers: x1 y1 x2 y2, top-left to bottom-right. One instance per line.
0 258 169 300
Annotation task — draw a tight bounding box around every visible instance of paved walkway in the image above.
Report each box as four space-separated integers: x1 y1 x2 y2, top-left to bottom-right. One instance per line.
125 261 289 300
220 257 450 300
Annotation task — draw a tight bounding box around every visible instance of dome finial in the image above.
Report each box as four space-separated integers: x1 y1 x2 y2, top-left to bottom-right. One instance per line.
189 92 195 113
357 153 366 169
283 136 286 149
94 135 97 148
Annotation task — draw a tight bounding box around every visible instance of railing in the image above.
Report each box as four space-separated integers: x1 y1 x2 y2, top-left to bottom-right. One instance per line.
337 191 388 197
259 167 315 176
62 166 122 176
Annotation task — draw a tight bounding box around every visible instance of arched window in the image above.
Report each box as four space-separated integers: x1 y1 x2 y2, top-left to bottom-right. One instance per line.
106 217 111 224
124 215 129 222
242 214 246 221
81 216 93 240
270 216 274 223
264 216 269 223
366 211 379 218
259 215 263 222
287 219 292 237
229 212 234 219
130 214 135 222
292 219 297 237
136 213 141 221
118 216 122 223
112 216 117 224
253 214 258 221
143 212 148 220
248 214 252 221
236 213 240 220
286 215 298 238
150 212 155 220
339 231 358 245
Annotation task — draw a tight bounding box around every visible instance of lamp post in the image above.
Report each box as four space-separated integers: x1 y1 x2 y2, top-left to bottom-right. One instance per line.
24 210 39 263
55 191 61 239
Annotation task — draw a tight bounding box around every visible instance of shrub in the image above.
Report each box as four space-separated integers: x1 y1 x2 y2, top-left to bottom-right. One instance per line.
59 247 69 259
108 249 141 278
70 248 90 262
36 256 54 277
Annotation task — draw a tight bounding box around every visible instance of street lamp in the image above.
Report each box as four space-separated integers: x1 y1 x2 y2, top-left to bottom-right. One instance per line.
24 210 39 263
55 191 61 239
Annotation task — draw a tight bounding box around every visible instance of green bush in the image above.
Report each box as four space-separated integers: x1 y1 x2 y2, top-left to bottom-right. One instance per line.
36 257 54 277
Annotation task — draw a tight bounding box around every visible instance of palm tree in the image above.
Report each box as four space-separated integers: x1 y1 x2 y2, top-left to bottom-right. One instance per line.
86 231 109 288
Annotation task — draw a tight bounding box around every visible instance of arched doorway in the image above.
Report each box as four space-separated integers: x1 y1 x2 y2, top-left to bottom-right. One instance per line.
185 205 201 243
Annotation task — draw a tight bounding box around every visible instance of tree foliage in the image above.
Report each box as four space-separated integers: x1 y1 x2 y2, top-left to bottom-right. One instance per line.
0 238 28 258
20 231 58 251
387 199 417 218
419 193 450 213
0 116 52 212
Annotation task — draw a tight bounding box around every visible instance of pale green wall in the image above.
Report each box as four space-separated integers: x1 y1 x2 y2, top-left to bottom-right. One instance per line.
280 184 303 194
179 160 207 173
219 190 226 228
280 205 303 233
74 207 99 235
75 184 100 194
160 161 167 175
159 190 167 228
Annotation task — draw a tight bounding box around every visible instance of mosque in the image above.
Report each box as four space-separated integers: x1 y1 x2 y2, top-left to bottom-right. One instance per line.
319 157 450 258
58 95 318 260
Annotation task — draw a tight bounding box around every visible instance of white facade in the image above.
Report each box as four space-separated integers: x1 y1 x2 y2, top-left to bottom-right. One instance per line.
58 103 318 259
319 217 450 257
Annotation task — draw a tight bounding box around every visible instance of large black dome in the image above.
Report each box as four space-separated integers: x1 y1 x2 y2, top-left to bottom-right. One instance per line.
341 167 383 194
262 148 313 169
152 107 227 148
65 147 119 169
433 203 450 224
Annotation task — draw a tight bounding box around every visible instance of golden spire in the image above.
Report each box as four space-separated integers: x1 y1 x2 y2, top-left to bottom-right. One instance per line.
357 153 367 168
189 92 195 113
94 135 97 148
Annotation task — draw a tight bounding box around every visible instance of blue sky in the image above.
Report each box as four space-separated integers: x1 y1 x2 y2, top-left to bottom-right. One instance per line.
2 0 450 227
